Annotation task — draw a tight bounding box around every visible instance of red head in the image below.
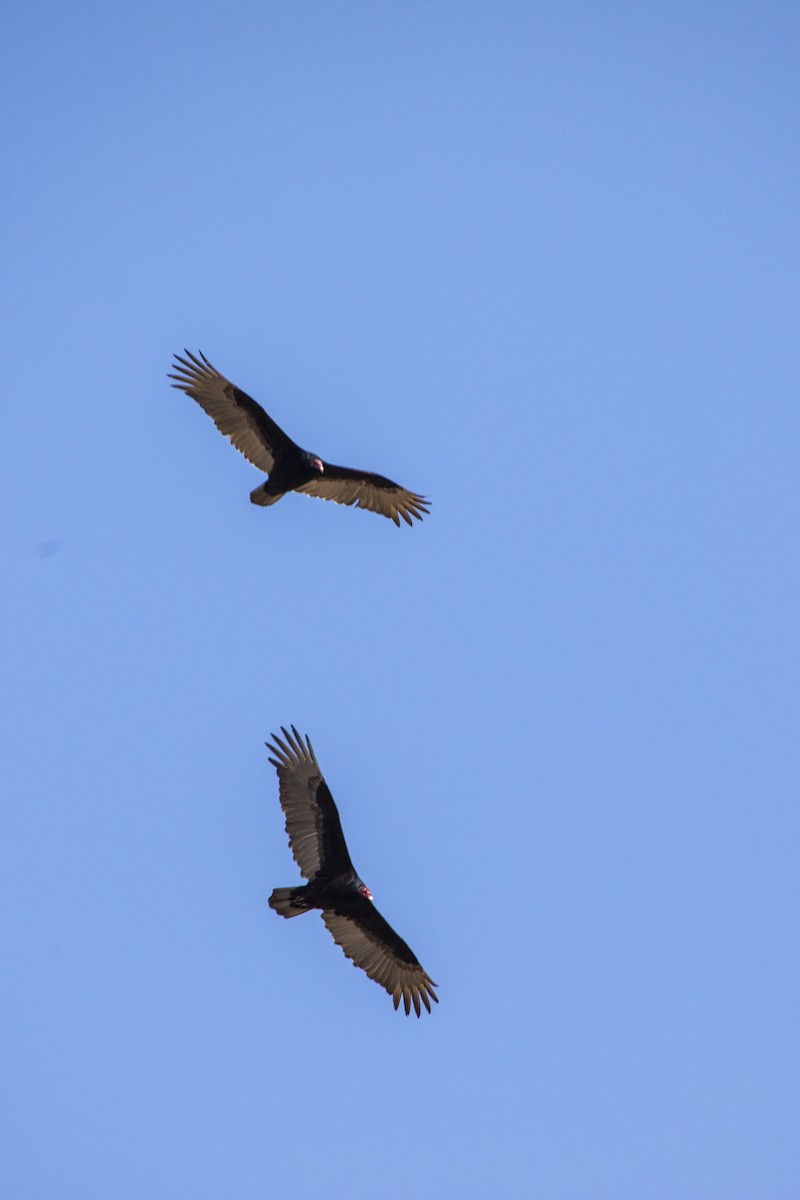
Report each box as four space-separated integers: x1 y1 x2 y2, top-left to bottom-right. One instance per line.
358 883 373 902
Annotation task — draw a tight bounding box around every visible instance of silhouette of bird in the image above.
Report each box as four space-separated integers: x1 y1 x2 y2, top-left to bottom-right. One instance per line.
170 351 429 525
267 726 438 1016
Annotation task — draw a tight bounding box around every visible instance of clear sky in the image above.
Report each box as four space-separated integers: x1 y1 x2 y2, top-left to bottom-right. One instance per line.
2 2 799 1196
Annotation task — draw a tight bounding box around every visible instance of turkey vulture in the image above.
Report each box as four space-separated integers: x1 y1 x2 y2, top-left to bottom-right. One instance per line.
169 350 429 526
267 726 438 1016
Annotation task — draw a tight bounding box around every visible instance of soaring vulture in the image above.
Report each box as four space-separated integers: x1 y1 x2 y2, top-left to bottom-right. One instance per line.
267 726 438 1017
169 351 429 526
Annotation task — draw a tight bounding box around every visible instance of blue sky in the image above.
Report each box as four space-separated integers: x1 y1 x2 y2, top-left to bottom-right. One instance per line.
2 2 799 1195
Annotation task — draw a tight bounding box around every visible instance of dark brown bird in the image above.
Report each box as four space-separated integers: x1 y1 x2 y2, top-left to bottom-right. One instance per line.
169 351 429 526
267 726 438 1016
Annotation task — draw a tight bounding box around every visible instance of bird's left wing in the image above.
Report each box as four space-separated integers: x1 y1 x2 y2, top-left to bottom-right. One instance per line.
169 350 299 474
321 907 438 1016
267 727 354 880
297 464 429 526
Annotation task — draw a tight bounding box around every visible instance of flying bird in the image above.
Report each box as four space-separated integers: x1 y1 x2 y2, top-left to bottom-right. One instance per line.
169 350 429 526
267 726 438 1016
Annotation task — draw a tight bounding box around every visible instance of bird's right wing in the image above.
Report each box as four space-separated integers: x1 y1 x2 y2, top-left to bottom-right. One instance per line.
169 350 299 474
321 907 438 1016
266 726 354 880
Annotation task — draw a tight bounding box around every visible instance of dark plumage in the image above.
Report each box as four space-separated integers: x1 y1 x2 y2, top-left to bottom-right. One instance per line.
169 350 429 526
267 726 438 1016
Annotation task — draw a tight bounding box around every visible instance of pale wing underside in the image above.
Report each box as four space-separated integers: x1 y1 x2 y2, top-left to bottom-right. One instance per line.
297 471 429 526
170 350 283 474
267 726 351 880
321 910 439 1017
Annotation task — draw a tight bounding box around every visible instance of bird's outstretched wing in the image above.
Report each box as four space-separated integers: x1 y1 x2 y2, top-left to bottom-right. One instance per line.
169 350 299 474
297 465 429 526
266 726 354 881
321 908 438 1016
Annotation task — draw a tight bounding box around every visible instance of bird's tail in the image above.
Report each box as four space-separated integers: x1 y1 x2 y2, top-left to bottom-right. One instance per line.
250 483 284 507
269 887 307 918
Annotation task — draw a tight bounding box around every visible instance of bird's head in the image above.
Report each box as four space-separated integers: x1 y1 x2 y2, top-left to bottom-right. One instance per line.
357 883 373 902
305 453 324 474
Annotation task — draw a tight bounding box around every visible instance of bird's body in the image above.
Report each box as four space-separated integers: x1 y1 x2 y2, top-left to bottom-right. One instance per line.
249 450 325 507
169 350 429 526
266 726 438 1016
270 868 367 913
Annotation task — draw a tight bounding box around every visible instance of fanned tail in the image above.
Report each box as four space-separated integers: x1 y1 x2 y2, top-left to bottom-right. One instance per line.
269 887 307 918
250 484 284 507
